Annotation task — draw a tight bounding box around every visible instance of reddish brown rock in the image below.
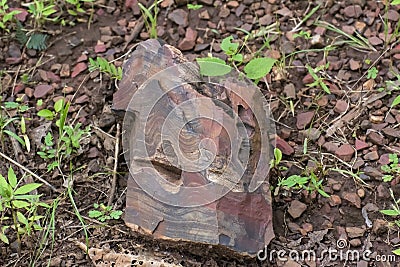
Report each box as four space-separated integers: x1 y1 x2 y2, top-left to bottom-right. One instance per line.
288 200 307 219
168 9 188 27
343 192 361 208
329 195 342 206
345 226 365 238
334 100 348 113
71 62 87 78
296 111 314 129
368 36 383 46
364 151 379 161
349 59 361 70
343 5 362 18
335 144 354 161
34 84 54 99
276 136 294 155
323 141 339 153
95 43 107 53
178 28 198 51
355 139 369 151
367 132 385 145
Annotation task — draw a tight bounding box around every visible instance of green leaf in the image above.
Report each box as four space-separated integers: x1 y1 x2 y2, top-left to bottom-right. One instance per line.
110 210 123 219
17 211 28 225
37 109 54 120
3 130 25 147
14 183 42 195
54 99 64 113
196 57 232 77
220 36 239 55
380 209 400 216
231 53 243 63
88 210 103 218
244 57 277 80
44 132 54 146
0 232 9 244
274 148 282 165
8 167 17 189
12 200 30 209
391 0 400 5
187 3 203 10
4 102 20 109
391 95 400 108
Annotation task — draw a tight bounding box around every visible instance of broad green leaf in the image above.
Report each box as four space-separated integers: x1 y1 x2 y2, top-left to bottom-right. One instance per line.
232 53 243 63
14 183 42 195
17 211 28 225
380 209 400 216
21 116 26 134
391 95 400 108
88 210 103 218
110 210 123 219
244 57 277 80
392 0 400 5
196 57 232 77
221 36 239 55
54 99 64 113
8 167 17 189
274 148 282 165
12 200 30 209
4 102 19 109
0 232 9 244
37 109 54 120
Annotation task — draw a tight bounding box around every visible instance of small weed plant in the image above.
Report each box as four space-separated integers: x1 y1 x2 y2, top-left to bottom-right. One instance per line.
138 0 161 39
0 0 21 31
37 99 90 171
0 167 49 252
381 154 400 182
89 57 122 80
196 35 277 82
305 63 331 94
88 203 122 222
380 189 400 255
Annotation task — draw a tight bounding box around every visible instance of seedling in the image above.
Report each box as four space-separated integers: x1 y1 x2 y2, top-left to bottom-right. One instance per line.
381 154 400 182
0 167 49 253
0 0 21 31
367 66 378 79
277 169 330 198
26 0 58 28
37 99 90 171
305 63 331 94
64 0 94 16
187 4 203 10
380 188 400 255
89 57 122 81
88 203 122 222
138 0 162 39
293 30 311 40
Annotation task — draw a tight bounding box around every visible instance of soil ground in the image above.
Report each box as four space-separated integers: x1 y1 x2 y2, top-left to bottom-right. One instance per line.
1 0 400 266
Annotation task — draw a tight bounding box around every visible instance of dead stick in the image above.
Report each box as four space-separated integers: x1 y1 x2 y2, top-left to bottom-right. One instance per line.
0 151 58 192
108 123 120 207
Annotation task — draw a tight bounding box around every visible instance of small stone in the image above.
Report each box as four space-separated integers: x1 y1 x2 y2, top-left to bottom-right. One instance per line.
302 223 313 233
283 83 296 99
317 95 328 106
364 151 379 161
168 9 188 27
323 142 339 153
296 111 314 129
355 21 366 33
342 25 355 35
34 84 53 99
276 136 294 155
387 10 399 21
302 74 314 84
357 188 365 198
259 14 273 26
329 195 342 206
349 59 361 70
71 62 87 78
382 127 400 138
98 112 116 128
283 259 301 267
349 238 362 247
334 100 348 113
25 87 34 98
288 200 307 219
199 10 210 19
353 158 365 169
355 139 369 151
88 147 100 158
367 132 385 145
377 184 389 199
368 36 383 46
332 183 342 191
379 154 390 165
10 7 28 22
345 226 365 238
95 43 107 53
60 64 70 77
363 166 382 179
372 219 388 236
310 34 324 47
75 95 89 104
280 128 291 139
357 261 369 267
343 5 362 18
227 1 239 8
343 192 361 208
335 144 354 161
235 4 246 16
178 28 198 51
275 6 292 17
62 86 74 94
219 5 230 18
370 115 384 123
360 120 372 130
